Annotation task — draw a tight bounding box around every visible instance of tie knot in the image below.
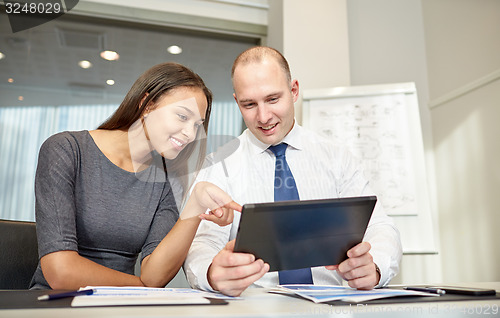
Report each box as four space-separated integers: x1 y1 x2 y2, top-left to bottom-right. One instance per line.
269 143 288 158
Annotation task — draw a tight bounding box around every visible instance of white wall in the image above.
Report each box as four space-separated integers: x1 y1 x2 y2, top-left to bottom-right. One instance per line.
422 0 500 283
345 0 441 284
267 0 350 125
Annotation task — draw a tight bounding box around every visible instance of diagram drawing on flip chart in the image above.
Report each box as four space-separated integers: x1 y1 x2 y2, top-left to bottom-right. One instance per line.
303 83 430 217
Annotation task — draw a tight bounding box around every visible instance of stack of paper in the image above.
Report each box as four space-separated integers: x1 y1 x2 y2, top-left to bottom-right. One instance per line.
71 286 238 307
270 285 439 303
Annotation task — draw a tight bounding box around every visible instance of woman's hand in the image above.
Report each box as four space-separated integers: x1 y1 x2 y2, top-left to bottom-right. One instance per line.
181 181 241 227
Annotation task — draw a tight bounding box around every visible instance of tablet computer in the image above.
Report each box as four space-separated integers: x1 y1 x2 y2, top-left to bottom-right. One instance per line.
234 196 376 272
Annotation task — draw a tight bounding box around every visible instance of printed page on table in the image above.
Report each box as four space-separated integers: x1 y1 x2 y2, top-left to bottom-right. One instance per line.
71 286 239 307
270 285 439 303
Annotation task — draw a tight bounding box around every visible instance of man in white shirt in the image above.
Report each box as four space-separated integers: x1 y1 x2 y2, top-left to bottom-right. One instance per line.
184 46 402 296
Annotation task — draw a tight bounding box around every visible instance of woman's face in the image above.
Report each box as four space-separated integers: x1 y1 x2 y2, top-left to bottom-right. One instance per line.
143 87 207 159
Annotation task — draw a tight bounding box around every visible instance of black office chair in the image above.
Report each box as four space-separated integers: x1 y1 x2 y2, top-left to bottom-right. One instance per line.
0 219 39 289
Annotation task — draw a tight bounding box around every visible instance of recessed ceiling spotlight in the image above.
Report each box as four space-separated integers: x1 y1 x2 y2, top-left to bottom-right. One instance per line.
78 60 92 69
100 50 120 61
0 52 5 60
167 45 182 55
106 79 115 86
8 78 14 83
18 96 24 101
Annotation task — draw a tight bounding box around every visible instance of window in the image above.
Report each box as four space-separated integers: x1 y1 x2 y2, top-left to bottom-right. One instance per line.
0 9 258 221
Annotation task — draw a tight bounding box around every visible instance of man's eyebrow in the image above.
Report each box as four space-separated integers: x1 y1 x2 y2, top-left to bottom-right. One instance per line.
264 92 283 99
267 91 282 98
238 92 282 103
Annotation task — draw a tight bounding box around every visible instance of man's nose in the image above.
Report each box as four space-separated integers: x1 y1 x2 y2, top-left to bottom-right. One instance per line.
257 104 272 124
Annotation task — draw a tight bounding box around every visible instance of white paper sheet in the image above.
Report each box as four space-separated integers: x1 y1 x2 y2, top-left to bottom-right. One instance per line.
270 285 439 303
71 286 237 307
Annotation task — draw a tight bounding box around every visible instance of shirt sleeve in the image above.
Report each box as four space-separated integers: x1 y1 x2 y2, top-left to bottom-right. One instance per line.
35 133 80 258
333 146 403 287
183 157 233 291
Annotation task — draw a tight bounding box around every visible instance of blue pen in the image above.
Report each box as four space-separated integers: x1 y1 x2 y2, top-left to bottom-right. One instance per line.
38 288 94 301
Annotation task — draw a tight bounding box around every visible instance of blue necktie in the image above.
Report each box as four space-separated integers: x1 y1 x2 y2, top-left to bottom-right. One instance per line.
269 143 313 285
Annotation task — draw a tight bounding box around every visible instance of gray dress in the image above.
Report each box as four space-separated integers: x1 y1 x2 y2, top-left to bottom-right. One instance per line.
30 131 179 289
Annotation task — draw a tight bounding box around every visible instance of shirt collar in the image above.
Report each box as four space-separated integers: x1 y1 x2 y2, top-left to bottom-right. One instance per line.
281 120 303 151
246 128 269 154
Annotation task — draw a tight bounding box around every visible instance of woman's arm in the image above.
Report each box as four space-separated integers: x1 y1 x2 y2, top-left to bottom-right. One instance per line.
41 251 143 289
139 181 241 287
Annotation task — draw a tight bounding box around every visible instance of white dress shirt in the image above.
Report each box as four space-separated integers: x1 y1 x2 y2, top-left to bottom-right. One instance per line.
184 123 402 291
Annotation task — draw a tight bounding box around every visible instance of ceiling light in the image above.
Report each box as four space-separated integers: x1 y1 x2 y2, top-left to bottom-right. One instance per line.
0 52 5 60
167 45 182 55
106 79 115 86
78 60 92 69
8 78 14 83
100 50 120 61
18 96 24 101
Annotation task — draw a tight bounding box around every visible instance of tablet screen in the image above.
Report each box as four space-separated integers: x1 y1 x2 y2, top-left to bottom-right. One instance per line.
234 196 376 271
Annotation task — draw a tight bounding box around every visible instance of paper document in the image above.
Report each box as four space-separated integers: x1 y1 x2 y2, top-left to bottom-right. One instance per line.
71 286 238 307
270 285 440 303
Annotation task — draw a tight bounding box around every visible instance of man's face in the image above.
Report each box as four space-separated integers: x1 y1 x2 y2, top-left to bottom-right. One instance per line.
232 58 298 145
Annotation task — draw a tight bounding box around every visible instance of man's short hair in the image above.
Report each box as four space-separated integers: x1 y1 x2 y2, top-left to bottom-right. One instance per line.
231 46 292 86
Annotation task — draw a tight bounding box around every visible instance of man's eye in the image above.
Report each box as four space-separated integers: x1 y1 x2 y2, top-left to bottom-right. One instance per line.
268 97 279 103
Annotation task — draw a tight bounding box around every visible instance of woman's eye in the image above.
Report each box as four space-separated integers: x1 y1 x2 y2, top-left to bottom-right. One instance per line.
177 114 188 121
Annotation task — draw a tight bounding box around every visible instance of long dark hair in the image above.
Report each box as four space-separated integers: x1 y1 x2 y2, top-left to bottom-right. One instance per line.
99 62 212 197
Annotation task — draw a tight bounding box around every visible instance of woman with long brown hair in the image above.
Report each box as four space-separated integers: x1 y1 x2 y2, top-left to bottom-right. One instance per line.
30 62 239 289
